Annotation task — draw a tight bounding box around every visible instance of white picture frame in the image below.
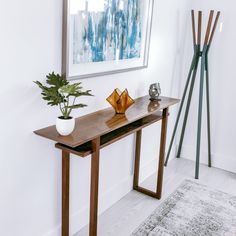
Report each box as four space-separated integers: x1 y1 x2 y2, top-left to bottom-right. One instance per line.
62 0 154 80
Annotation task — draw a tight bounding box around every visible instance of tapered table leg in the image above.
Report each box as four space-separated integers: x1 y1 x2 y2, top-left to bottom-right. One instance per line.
133 109 169 199
157 108 169 199
133 130 142 189
89 137 100 236
62 150 70 236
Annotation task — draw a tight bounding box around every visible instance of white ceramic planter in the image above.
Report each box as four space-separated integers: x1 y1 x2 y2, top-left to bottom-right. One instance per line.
56 117 75 136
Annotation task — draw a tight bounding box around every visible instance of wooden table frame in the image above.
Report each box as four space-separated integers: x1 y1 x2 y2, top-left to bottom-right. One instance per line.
133 108 168 199
34 96 179 236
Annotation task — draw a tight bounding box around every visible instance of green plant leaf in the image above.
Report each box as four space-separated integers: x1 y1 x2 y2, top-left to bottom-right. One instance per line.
70 90 93 97
46 72 69 87
34 72 68 106
67 104 87 109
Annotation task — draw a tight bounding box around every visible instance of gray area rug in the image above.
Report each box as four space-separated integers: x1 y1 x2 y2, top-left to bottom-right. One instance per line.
131 179 236 236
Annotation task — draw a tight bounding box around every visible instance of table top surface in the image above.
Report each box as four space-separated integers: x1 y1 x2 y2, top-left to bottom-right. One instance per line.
34 95 179 148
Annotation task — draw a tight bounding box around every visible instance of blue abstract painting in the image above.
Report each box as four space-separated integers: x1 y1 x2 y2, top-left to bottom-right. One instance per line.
72 0 142 64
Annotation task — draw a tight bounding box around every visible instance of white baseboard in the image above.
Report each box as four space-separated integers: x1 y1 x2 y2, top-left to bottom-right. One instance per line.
179 144 236 174
44 158 158 236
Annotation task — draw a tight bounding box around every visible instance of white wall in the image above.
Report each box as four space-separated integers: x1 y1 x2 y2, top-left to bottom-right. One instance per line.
177 0 236 174
0 0 191 235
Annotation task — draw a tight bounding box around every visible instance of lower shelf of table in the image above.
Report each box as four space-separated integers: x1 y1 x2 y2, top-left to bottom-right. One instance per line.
55 112 163 157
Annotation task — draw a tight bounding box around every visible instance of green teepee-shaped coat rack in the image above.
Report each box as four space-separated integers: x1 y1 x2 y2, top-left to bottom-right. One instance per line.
164 10 221 179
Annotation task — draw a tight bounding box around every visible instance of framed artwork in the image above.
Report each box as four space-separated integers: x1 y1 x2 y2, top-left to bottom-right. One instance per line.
62 0 154 80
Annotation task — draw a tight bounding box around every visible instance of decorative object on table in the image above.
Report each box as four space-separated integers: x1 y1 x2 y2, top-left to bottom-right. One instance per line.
131 179 236 236
106 89 134 114
164 10 221 179
149 83 161 101
62 0 154 80
34 72 93 136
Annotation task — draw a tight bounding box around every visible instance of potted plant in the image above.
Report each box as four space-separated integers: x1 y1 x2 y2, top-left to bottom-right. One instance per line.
34 72 93 136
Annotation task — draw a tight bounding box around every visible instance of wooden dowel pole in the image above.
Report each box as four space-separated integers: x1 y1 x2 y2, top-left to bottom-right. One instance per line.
176 52 201 158
164 54 196 166
208 11 221 46
197 11 202 45
191 10 197 45
204 10 214 45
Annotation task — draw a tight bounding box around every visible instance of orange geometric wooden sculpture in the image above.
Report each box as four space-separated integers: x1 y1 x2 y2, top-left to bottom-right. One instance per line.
106 89 135 114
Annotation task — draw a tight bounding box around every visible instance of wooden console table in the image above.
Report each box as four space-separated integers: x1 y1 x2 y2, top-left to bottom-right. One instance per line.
34 95 179 236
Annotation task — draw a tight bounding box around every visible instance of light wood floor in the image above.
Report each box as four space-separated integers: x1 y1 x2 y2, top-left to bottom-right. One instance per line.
74 158 236 236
